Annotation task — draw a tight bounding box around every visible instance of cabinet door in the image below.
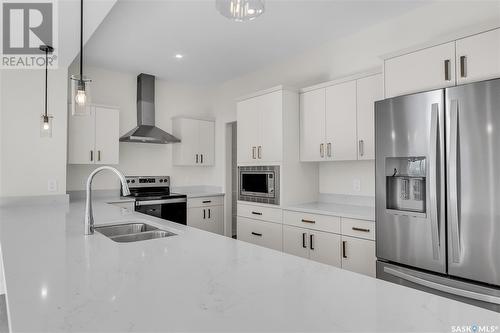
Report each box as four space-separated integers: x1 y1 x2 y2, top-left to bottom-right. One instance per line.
300 89 326 161
237 217 282 251
188 206 223 235
456 28 500 85
356 74 383 160
309 230 341 267
325 81 357 161
206 206 224 235
341 236 376 277
68 106 96 164
187 207 205 229
173 118 199 166
384 41 456 98
283 225 310 259
95 107 119 165
237 98 261 163
198 120 215 166
259 91 283 163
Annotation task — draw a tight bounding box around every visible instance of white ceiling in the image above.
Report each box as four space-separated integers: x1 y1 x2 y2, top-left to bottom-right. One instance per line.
84 0 428 85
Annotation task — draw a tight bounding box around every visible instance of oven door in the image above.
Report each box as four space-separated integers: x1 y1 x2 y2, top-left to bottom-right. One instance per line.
135 198 187 225
240 172 274 198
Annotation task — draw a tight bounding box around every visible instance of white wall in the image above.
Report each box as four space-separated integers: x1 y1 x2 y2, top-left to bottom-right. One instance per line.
66 65 220 191
210 1 500 197
0 68 68 197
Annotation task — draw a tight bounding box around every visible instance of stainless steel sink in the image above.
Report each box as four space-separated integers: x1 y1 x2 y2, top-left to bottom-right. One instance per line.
94 223 176 243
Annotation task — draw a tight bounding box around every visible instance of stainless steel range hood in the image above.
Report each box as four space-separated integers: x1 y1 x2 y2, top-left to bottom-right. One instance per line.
120 73 180 144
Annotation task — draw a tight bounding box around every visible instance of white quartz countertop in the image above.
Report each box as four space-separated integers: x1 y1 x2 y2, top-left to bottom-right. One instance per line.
0 196 497 332
171 186 224 198
284 201 375 221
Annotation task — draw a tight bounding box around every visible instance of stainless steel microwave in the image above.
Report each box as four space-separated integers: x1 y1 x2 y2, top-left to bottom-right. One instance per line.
238 166 279 205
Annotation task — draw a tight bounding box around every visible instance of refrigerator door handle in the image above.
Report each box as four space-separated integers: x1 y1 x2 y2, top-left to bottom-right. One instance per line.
429 103 440 260
384 267 500 305
449 100 461 263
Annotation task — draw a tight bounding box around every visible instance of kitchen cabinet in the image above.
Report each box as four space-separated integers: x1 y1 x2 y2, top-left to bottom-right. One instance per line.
341 235 376 277
237 90 283 164
187 196 224 235
68 105 119 165
456 28 500 85
172 118 215 166
300 71 381 162
237 216 282 251
356 74 383 160
283 225 341 267
384 42 456 98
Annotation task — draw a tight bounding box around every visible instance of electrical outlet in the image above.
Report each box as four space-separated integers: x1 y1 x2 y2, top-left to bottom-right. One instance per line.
353 179 361 192
48 179 58 192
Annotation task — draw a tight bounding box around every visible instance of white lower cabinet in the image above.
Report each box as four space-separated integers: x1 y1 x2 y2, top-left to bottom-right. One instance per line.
187 196 224 235
237 217 282 251
283 225 310 259
341 236 376 277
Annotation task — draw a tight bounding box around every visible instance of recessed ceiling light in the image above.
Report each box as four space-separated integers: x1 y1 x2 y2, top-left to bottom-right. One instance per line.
175 54 184 59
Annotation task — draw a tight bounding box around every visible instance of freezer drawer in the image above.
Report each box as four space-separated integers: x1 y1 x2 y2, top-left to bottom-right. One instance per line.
377 261 500 312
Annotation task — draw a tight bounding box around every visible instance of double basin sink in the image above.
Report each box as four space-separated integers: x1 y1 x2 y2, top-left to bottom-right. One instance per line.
95 222 176 243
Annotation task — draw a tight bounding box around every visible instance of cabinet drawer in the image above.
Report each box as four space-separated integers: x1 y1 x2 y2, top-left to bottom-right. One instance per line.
341 218 375 240
188 196 224 208
237 203 282 224
283 210 340 234
237 217 282 251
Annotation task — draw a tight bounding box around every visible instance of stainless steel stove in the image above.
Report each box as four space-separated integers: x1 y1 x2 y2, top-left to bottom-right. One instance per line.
123 176 187 225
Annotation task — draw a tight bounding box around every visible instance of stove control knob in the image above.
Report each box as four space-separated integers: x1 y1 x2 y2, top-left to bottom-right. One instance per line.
159 179 163 183
131 180 135 183
127 180 130 183
164 179 168 183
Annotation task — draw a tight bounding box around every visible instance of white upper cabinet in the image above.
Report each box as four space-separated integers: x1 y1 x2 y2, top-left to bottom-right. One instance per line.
325 81 357 161
456 28 500 85
68 105 119 165
300 89 325 162
237 89 283 164
172 118 215 166
384 41 456 98
300 71 381 162
356 74 383 160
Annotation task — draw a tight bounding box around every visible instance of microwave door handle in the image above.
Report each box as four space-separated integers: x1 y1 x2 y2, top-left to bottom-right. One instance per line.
449 100 461 263
429 103 440 261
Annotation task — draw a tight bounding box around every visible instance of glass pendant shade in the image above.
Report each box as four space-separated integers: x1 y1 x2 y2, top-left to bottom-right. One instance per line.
70 75 91 116
40 114 53 138
216 0 265 22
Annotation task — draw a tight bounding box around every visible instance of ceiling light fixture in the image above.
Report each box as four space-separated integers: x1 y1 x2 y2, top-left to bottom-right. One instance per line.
40 44 54 138
216 0 265 22
70 0 91 115
175 54 184 59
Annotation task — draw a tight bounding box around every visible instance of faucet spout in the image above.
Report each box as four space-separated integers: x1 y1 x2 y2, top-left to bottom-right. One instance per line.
84 166 130 235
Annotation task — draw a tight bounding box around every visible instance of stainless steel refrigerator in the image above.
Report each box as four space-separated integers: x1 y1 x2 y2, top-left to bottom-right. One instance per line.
375 78 500 312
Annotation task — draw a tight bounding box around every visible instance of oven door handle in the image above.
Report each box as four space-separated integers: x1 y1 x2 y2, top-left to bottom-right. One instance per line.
135 198 187 206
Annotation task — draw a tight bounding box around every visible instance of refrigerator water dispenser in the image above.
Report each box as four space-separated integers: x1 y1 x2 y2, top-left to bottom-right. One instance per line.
386 157 426 214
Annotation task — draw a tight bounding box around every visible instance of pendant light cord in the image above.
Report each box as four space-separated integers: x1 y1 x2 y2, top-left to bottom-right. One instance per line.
45 48 48 118
80 0 83 78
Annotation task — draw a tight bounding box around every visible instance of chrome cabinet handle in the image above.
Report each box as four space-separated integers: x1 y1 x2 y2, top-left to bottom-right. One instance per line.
251 232 262 237
257 146 262 159
460 55 467 78
309 234 314 250
449 99 461 263
252 147 256 159
301 219 315 224
320 143 324 158
302 233 307 248
444 59 451 81
90 150 94 162
359 140 364 157
352 227 370 232
429 103 441 260
97 150 101 162
327 142 332 157
342 241 347 258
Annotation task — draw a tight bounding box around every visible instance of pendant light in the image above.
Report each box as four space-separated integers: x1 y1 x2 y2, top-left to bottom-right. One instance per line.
216 0 265 22
70 0 91 115
40 45 54 138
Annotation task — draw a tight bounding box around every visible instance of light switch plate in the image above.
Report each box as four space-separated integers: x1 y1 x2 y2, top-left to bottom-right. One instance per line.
353 179 361 192
48 179 58 192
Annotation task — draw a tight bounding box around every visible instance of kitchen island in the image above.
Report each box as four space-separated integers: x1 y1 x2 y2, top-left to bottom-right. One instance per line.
0 196 498 332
